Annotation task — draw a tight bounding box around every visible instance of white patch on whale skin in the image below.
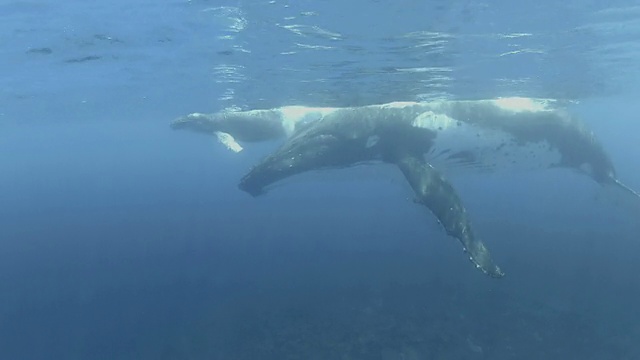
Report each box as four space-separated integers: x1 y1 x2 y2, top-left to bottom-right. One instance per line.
492 97 554 113
378 101 421 109
365 135 380 148
215 131 243 153
411 111 457 131
278 106 338 136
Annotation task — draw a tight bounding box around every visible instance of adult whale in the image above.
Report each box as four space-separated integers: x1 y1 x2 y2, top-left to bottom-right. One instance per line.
171 98 639 277
235 104 505 277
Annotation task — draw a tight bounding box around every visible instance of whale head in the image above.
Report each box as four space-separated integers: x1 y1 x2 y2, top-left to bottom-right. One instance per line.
171 110 286 142
170 113 218 133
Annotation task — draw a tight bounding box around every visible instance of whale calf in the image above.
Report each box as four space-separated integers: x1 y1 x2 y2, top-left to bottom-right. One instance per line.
171 98 638 277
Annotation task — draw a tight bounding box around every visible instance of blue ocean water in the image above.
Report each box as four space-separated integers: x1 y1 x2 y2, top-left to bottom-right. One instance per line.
1 1 640 359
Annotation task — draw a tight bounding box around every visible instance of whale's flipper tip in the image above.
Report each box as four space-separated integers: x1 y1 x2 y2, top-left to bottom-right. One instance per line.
488 265 505 278
465 241 505 278
479 262 505 278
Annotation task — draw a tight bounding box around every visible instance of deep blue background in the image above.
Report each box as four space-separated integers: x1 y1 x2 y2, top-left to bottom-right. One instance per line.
1 1 639 359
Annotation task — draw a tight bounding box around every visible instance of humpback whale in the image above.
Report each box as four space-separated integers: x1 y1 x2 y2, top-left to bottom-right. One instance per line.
171 98 639 278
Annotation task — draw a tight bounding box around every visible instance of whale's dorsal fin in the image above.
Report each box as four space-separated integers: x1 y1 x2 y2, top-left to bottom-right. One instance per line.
393 151 504 278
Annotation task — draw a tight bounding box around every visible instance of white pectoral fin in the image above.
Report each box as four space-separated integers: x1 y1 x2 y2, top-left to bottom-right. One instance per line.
215 131 243 153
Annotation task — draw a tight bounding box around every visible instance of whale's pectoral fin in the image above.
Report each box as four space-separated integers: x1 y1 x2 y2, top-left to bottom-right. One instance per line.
215 131 243 153
394 153 504 278
238 132 345 196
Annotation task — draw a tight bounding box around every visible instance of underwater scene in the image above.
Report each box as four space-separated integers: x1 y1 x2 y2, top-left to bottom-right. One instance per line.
1 1 640 359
